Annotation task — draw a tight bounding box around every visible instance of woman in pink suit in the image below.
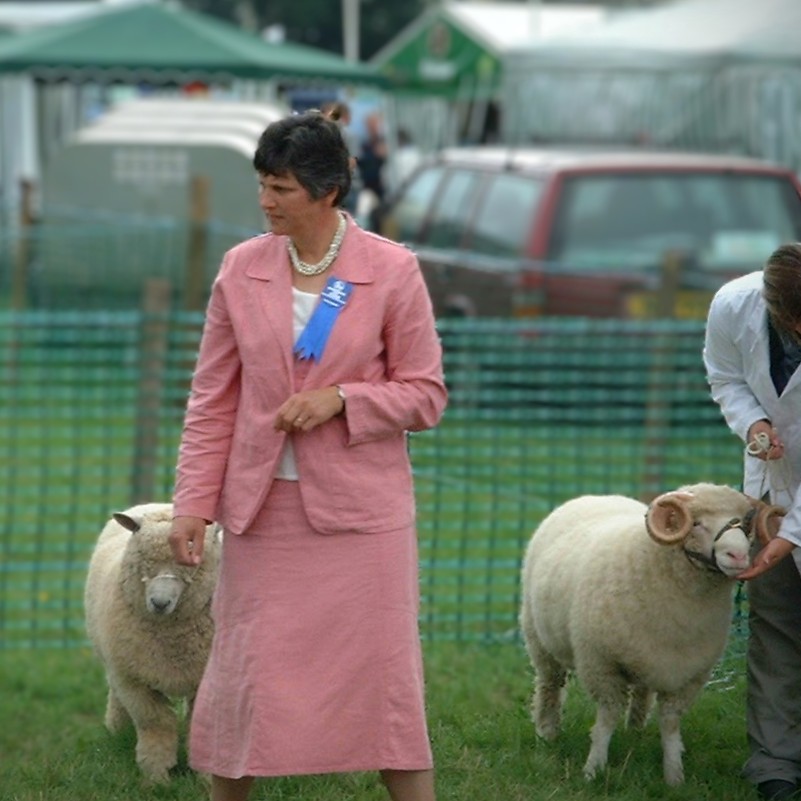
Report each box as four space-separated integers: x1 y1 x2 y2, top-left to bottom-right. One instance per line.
168 111 447 801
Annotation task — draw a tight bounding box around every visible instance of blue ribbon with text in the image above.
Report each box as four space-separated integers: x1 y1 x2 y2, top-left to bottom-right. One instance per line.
294 277 353 362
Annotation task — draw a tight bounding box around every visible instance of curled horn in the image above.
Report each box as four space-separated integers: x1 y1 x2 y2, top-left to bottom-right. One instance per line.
747 498 786 547
645 492 694 545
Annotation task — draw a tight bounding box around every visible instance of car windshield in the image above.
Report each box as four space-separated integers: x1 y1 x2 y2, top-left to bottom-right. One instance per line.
547 172 801 278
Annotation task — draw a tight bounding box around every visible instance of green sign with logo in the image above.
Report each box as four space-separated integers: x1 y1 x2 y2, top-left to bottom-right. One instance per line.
375 15 500 98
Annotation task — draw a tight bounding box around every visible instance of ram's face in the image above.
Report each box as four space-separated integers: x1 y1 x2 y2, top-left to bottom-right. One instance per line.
684 514 752 578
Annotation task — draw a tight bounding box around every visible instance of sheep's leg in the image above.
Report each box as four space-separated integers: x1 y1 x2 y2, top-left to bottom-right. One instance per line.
581 665 628 780
656 679 705 786
104 684 132 732
113 680 178 784
532 654 567 740
584 702 622 780
521 607 567 739
657 701 685 786
626 683 654 729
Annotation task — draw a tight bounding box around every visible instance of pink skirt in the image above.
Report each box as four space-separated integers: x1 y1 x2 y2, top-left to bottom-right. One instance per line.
188 479 433 778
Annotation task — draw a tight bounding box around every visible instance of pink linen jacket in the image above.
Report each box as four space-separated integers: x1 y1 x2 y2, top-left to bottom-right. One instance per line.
172 219 447 535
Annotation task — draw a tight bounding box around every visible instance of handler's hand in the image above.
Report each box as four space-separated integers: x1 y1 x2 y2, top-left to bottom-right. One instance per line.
747 420 785 461
274 386 345 433
169 515 208 566
737 537 796 580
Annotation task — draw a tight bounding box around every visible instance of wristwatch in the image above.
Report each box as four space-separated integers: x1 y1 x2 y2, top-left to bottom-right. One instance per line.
336 385 346 412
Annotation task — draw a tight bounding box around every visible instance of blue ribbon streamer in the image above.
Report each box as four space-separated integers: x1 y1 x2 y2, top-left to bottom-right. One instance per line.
294 277 353 362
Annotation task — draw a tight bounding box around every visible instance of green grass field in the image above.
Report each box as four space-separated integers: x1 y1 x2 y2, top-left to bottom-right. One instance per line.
0 641 758 801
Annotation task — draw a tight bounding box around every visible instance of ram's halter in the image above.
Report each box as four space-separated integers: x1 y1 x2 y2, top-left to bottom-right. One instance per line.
682 509 756 574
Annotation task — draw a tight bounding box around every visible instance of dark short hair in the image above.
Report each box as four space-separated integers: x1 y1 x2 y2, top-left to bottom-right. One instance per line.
253 111 351 206
763 243 801 332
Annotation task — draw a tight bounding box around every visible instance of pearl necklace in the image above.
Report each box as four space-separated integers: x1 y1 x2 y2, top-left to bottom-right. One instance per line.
287 212 347 276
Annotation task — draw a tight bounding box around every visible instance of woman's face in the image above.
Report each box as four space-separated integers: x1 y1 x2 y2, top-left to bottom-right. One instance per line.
257 171 331 236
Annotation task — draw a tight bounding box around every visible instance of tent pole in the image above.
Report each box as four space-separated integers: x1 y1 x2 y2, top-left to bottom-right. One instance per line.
342 0 360 62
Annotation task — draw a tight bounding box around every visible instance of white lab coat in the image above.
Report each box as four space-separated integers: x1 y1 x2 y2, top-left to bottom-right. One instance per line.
703 270 801 572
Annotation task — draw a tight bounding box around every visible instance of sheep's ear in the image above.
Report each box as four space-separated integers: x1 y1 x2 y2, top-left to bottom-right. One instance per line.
645 492 693 545
113 512 141 533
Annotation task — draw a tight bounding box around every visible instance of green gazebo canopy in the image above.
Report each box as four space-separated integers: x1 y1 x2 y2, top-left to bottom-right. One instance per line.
0 1 383 85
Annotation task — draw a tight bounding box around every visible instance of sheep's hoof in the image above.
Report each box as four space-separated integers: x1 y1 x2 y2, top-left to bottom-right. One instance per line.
532 704 561 740
582 758 604 781
534 721 560 741
140 768 171 786
138 756 176 785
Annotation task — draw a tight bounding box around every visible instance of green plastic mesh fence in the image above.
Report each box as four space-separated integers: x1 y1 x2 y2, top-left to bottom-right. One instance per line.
2 215 255 311
0 312 746 649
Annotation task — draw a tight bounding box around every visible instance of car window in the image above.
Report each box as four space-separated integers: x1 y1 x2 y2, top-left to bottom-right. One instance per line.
548 172 801 273
468 172 545 257
381 165 444 243
425 169 483 249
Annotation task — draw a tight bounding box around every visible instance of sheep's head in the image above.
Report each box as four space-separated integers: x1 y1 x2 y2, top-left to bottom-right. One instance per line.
115 505 221 617
645 483 784 577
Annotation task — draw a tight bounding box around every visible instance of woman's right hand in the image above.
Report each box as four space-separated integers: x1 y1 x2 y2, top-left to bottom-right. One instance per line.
169 515 208 566
747 420 784 461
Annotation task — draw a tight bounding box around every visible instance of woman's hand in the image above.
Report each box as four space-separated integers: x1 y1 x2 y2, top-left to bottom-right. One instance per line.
169 515 209 566
274 387 345 433
737 536 796 580
747 420 785 460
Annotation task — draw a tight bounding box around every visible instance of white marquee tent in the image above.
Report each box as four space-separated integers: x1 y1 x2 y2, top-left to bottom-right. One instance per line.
501 0 801 171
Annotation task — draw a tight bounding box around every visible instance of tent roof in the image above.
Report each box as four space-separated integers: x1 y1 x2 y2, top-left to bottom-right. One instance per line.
372 1 606 65
504 0 801 68
0 0 384 84
370 1 606 95
432 2 606 53
0 1 126 33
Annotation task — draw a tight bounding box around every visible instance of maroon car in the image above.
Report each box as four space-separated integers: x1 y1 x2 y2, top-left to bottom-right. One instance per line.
376 146 801 318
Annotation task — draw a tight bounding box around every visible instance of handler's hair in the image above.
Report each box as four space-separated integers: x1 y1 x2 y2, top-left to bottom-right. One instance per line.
320 100 351 124
252 110 351 206
763 243 801 334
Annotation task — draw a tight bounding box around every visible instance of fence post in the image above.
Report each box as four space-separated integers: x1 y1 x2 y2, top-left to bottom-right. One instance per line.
184 175 210 312
131 278 172 506
11 179 36 310
639 251 686 498
654 249 684 319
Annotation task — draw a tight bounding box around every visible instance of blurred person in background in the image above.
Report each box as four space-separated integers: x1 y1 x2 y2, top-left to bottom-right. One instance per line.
321 100 363 215
383 128 423 197
358 111 388 204
169 110 447 801
703 243 801 801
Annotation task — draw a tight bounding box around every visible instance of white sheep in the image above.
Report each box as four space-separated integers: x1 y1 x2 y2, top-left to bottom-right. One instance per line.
84 502 221 783
519 482 781 786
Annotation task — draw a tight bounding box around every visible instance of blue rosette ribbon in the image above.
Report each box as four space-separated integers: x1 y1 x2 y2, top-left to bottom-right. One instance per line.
294 277 353 362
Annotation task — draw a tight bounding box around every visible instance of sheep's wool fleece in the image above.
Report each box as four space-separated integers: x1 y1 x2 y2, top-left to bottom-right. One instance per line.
84 503 218 699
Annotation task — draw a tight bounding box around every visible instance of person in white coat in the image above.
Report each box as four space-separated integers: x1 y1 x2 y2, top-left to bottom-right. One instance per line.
703 242 801 801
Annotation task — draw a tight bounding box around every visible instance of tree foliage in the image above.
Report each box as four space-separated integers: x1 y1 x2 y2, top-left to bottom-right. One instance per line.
183 0 429 61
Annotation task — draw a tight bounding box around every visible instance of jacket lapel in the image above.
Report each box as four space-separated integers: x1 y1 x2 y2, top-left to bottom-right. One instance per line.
244 235 295 377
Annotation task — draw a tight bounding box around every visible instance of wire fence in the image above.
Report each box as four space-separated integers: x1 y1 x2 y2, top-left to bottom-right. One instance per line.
0 309 746 649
